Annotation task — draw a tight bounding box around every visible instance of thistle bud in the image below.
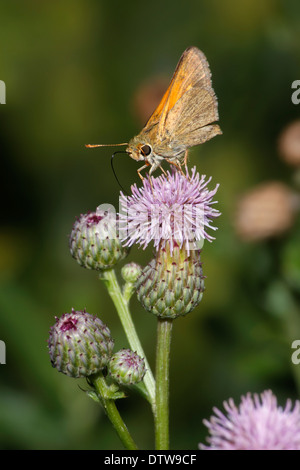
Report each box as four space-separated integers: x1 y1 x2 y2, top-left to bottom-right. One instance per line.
121 262 142 284
136 244 205 319
69 207 129 271
108 349 146 385
48 309 114 378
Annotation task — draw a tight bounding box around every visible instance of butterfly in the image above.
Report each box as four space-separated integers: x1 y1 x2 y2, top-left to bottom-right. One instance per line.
86 46 222 179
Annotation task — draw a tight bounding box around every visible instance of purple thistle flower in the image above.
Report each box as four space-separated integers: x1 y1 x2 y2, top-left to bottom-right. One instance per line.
119 167 220 254
200 390 300 450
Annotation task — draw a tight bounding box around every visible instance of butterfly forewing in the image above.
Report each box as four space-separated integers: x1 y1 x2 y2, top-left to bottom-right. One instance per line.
142 47 220 155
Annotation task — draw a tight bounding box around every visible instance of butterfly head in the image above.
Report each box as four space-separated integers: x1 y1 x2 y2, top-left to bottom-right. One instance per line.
126 136 153 162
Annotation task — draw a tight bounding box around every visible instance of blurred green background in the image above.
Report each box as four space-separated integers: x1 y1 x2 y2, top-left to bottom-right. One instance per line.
0 0 300 449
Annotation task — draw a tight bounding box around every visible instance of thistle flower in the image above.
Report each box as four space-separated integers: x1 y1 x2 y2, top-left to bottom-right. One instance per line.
119 167 220 255
200 390 300 450
69 206 129 271
108 349 146 385
48 309 114 378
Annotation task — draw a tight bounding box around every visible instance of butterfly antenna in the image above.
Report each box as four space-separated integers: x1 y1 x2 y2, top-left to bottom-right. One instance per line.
85 143 128 148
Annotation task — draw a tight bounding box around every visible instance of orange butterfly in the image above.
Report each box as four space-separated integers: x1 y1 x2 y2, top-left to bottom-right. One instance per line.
86 46 222 179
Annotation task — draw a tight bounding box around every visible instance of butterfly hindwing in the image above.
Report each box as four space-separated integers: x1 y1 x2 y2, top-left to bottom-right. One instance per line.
165 87 220 145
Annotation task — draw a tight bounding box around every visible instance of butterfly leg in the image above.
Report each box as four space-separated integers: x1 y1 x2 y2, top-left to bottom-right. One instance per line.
158 165 168 177
165 158 186 177
137 163 155 193
184 150 189 166
137 163 150 180
182 150 192 181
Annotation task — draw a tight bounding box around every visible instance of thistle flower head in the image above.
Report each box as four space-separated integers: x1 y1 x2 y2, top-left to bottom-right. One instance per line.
69 206 129 271
108 348 146 385
48 309 114 378
136 243 205 318
121 262 143 284
119 167 220 255
200 390 300 450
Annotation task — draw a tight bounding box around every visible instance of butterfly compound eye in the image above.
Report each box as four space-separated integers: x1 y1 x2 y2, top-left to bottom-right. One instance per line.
141 144 152 156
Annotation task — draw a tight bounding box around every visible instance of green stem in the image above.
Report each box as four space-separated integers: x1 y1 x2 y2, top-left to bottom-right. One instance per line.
155 318 173 450
92 372 138 450
100 269 156 412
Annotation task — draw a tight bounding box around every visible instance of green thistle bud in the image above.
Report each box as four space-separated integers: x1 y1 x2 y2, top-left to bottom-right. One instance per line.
136 244 205 319
108 349 146 385
69 207 129 271
121 262 142 284
48 309 114 378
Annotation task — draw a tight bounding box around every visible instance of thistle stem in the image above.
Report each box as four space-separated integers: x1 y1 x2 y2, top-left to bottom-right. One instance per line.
92 372 138 450
155 318 173 450
100 269 156 412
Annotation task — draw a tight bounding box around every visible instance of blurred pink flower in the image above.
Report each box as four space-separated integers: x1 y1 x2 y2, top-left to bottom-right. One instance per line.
200 390 300 450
